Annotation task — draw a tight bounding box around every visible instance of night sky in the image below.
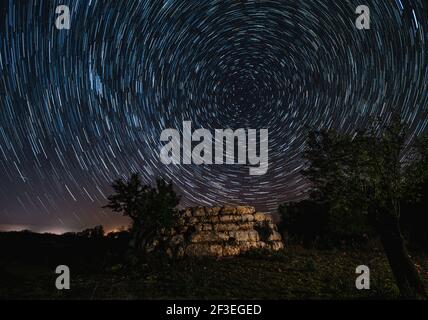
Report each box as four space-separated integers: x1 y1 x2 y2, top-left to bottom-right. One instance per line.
0 0 427 233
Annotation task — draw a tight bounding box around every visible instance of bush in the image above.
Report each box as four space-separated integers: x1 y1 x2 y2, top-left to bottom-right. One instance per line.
104 174 180 253
278 200 328 247
278 200 372 248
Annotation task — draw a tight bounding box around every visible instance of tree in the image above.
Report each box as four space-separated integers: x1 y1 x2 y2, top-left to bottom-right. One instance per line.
104 174 180 253
303 113 427 299
401 136 428 250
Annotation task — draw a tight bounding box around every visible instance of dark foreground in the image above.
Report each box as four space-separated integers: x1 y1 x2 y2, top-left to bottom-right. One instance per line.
0 231 427 299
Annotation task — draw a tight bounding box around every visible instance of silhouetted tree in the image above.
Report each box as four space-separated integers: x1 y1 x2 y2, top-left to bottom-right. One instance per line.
401 135 428 249
104 174 180 253
303 113 427 299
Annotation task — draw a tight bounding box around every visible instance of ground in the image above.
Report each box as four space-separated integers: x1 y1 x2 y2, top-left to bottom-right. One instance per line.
1 232 427 299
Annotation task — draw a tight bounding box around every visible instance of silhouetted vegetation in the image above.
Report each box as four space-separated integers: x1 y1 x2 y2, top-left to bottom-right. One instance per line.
1 230 427 299
104 174 180 254
280 113 428 299
3 118 428 300
75 225 105 239
279 183 428 252
278 201 372 248
400 136 428 251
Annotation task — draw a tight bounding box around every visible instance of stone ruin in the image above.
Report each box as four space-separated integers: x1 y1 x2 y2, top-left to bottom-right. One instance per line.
149 206 284 257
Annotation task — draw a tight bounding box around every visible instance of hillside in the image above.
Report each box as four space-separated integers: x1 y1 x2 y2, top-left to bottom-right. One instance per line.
1 231 427 299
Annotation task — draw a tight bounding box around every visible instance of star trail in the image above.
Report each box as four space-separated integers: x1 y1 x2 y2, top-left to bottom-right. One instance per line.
0 0 427 232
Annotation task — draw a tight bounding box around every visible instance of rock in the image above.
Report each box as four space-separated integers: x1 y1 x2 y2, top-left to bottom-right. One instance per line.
201 224 213 231
213 223 240 232
268 231 282 242
190 231 229 243
206 216 220 223
193 207 206 217
223 245 241 256
189 217 199 224
241 214 255 222
221 206 237 215
254 213 267 222
265 214 274 222
149 206 284 257
248 230 260 242
270 241 284 251
219 215 240 223
236 206 256 215
185 243 223 257
182 208 192 218
239 222 255 230
239 241 264 251
229 230 250 242
205 207 221 216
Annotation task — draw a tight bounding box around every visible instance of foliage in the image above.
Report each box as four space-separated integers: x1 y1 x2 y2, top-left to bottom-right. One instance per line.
399 136 428 250
104 174 180 252
300 112 427 298
303 114 410 223
3 231 427 299
278 200 371 248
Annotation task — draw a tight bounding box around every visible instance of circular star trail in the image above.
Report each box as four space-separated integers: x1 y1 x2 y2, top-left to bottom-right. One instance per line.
0 0 427 232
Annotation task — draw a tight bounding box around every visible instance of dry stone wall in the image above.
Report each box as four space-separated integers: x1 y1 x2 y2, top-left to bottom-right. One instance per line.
150 206 284 257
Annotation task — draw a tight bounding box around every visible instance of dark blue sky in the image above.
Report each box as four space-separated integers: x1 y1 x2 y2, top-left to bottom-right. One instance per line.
0 0 427 233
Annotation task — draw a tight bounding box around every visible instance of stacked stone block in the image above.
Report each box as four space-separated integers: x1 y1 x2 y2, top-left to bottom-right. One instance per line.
151 206 283 257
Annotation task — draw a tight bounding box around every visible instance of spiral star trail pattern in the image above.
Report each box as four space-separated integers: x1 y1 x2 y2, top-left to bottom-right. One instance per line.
0 0 427 232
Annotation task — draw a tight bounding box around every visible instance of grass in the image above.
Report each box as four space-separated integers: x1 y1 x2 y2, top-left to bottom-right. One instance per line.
1 232 427 299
